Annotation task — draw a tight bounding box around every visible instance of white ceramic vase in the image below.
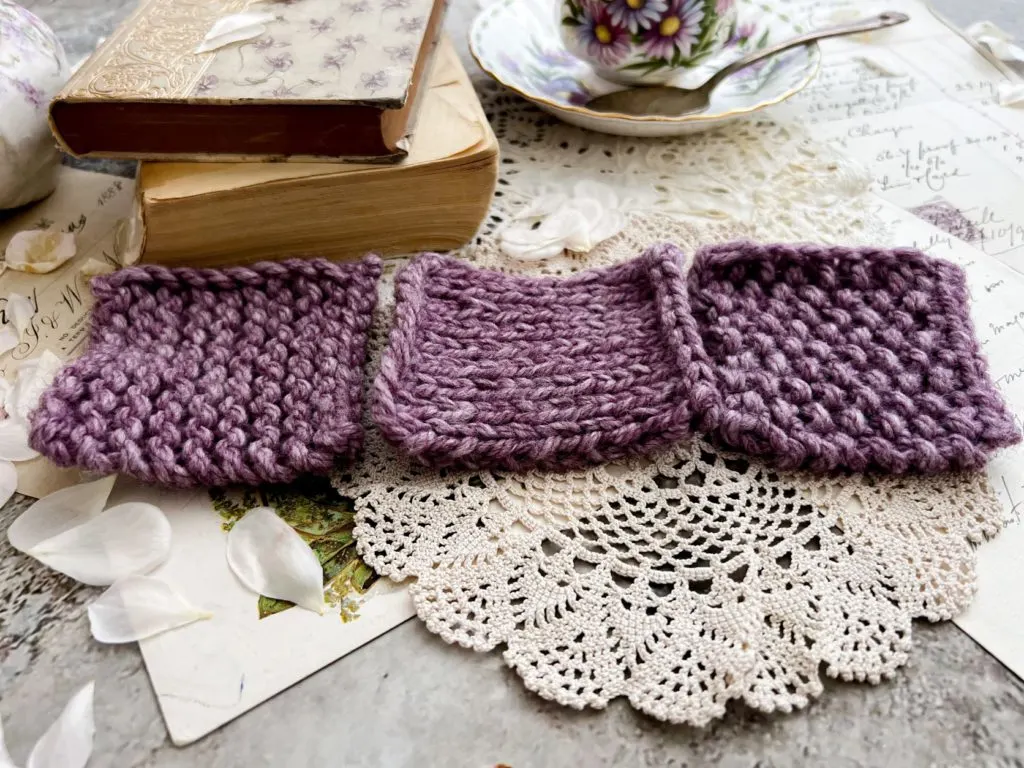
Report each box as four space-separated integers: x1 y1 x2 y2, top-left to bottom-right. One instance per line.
0 1 69 210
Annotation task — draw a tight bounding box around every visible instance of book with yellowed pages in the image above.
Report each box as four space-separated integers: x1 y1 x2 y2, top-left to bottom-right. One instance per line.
132 38 497 267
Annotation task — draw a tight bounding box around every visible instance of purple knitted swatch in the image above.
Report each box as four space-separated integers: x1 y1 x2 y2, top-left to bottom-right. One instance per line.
373 245 718 470
688 241 1021 473
30 257 382 487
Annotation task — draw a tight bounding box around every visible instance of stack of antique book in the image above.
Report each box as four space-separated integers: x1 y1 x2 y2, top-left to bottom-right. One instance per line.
49 0 497 266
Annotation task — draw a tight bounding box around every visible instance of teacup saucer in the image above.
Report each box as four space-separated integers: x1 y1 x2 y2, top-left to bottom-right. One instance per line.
469 0 821 137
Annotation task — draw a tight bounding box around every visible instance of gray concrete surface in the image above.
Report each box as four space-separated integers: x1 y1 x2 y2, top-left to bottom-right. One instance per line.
3 0 1024 766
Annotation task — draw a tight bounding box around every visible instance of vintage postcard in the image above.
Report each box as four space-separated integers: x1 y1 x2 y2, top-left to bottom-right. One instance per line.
0 169 414 744
0 167 134 497
109 477 414 746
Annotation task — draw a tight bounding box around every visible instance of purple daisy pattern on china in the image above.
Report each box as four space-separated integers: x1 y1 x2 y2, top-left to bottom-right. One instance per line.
12 77 45 109
497 51 522 76
561 0 737 75
608 0 668 34
641 0 704 60
536 74 593 106
534 46 578 68
576 0 630 66
728 20 759 47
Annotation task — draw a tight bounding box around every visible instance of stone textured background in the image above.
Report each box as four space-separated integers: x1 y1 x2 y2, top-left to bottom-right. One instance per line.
2 1 1024 766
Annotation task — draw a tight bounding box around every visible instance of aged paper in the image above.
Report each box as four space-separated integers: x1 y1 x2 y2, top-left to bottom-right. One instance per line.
0 167 133 497
109 479 415 746
772 0 1024 681
876 199 1024 677
774 0 1024 270
0 169 414 745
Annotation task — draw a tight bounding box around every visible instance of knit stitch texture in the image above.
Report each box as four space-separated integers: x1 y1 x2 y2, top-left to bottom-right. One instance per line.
30 257 382 487
373 245 718 470
688 241 1020 473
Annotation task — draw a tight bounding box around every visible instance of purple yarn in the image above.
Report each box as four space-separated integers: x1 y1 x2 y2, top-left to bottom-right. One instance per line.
688 241 1021 473
372 245 719 470
29 256 382 488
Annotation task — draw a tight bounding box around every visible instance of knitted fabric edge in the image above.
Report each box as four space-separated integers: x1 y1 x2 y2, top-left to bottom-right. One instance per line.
688 241 1022 473
372 244 721 470
29 255 384 487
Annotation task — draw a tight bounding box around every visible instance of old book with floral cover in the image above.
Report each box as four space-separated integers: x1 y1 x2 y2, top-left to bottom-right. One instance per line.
49 0 447 161
128 39 498 267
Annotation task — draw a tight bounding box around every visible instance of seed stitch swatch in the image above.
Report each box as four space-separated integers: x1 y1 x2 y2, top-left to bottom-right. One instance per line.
29 257 382 487
687 241 1020 473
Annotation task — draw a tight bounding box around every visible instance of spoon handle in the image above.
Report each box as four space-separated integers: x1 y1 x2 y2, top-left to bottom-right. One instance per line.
703 11 911 93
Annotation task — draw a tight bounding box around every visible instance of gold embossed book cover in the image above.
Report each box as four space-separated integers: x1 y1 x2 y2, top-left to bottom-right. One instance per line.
49 0 447 161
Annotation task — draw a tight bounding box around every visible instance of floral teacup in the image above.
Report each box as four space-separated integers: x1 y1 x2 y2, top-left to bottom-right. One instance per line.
559 0 738 84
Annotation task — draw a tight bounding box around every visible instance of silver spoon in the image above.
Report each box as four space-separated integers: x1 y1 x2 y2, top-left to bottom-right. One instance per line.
585 11 910 117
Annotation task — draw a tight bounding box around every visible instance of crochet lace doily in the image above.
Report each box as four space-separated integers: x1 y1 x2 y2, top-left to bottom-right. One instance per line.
475 81 886 248
333 33 1005 720
338 212 1005 723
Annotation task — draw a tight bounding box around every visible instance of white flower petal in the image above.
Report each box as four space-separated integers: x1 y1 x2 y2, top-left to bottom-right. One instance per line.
7 476 116 553
0 714 15 768
967 21 1024 61
8 351 64 424
572 180 619 210
0 419 38 462
561 199 604 252
966 20 1009 42
984 38 1024 62
88 576 212 643
589 208 628 248
513 191 569 221
499 235 568 261
226 507 324 614
4 231 77 275
194 12 277 53
500 223 570 261
79 258 115 280
536 207 590 243
0 326 18 358
25 502 171 586
997 82 1024 107
25 682 94 768
5 293 34 341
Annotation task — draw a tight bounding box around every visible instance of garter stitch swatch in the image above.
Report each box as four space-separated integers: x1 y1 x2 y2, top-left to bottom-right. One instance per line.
373 245 718 470
688 241 1020 473
30 257 382 487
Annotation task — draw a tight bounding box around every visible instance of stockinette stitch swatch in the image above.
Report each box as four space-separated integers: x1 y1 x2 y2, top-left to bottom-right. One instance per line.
373 244 718 470
688 241 1020 473
30 257 382 488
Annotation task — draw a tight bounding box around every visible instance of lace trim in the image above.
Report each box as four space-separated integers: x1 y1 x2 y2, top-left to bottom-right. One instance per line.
477 83 888 248
337 218 1004 724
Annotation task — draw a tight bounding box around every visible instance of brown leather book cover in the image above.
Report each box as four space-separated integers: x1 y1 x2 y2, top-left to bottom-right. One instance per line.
50 0 446 161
